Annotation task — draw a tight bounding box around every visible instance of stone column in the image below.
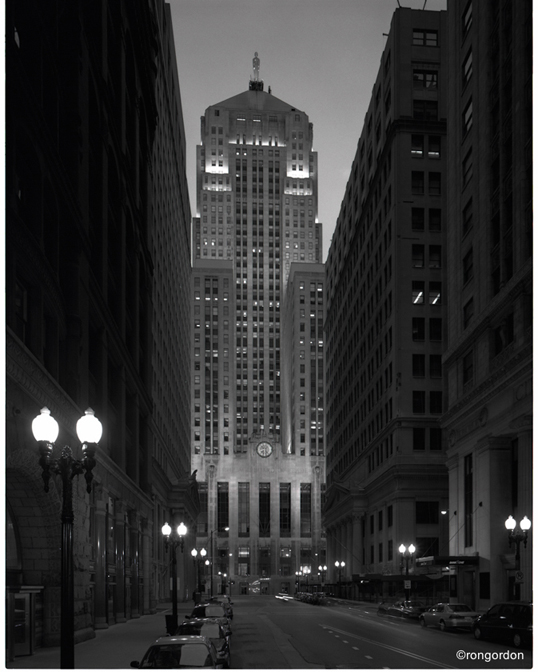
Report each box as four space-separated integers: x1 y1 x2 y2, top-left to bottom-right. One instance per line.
114 503 126 623
130 511 140 618
93 487 108 629
141 517 152 614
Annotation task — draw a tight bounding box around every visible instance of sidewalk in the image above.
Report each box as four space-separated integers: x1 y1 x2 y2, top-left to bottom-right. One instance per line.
7 603 177 670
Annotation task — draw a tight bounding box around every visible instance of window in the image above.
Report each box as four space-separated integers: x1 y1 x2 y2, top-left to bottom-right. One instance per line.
463 150 473 187
428 136 441 159
387 505 393 527
412 281 425 304
429 172 441 196
429 318 442 341
413 354 426 377
413 29 438 46
412 245 425 268
430 391 443 414
378 511 383 531
462 199 473 236
280 484 291 537
413 70 438 90
412 171 424 195
429 282 442 305
413 427 426 450
462 1 473 38
413 391 426 413
238 483 250 536
413 100 438 121
463 298 474 328
462 50 473 87
411 135 424 157
463 248 474 284
463 350 474 385
463 99 473 136
430 427 442 450
259 483 271 537
412 208 425 231
412 317 425 341
429 245 442 268
300 484 311 536
217 483 229 531
429 208 442 231
430 355 442 378
493 314 514 356
416 501 439 524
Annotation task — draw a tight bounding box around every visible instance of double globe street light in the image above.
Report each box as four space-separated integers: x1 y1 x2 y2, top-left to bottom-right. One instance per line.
399 543 416 601
162 522 188 635
191 547 208 600
32 406 102 669
335 560 345 598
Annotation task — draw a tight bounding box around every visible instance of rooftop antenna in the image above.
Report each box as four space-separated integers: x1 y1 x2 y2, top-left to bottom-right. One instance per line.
249 51 264 91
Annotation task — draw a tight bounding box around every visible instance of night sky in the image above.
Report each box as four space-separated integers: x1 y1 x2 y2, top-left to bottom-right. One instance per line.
169 0 447 260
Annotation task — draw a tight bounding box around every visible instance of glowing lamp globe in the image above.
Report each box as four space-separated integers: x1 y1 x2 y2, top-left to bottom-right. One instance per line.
76 408 103 444
177 522 188 537
32 407 59 444
505 515 516 531
520 516 532 531
162 522 172 537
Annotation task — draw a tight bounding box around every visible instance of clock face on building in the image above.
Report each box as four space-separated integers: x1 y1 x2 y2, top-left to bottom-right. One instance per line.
256 441 273 458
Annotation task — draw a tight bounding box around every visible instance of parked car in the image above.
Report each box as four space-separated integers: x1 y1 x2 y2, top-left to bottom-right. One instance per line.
420 603 480 631
275 592 294 601
186 603 232 637
378 600 427 619
472 601 532 648
176 619 231 668
208 596 234 619
130 635 221 668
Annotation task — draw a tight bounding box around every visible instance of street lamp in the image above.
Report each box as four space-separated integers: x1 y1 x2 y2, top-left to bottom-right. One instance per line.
162 521 188 634
295 570 303 594
191 548 207 600
399 544 416 601
318 564 327 593
303 566 311 593
505 515 531 570
335 560 345 598
32 406 102 669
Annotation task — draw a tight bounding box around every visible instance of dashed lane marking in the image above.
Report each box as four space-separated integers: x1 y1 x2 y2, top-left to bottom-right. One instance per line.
320 625 455 669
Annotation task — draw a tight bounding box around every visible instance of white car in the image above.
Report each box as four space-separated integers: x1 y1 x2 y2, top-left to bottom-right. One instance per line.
420 603 480 631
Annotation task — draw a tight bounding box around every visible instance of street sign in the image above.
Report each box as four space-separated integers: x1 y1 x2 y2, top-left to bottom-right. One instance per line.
404 580 411 589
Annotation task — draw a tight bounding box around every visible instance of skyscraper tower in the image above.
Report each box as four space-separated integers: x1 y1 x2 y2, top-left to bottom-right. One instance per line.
191 56 325 595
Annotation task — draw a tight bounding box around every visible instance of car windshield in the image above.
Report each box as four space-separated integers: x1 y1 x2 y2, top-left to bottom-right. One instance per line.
142 643 211 668
404 602 424 608
205 606 224 618
450 604 472 612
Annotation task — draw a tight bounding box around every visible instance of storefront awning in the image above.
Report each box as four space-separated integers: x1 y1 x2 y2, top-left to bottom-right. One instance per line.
415 555 479 567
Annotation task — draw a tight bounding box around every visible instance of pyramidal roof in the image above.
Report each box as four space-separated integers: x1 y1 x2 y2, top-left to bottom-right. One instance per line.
212 52 304 116
214 88 301 115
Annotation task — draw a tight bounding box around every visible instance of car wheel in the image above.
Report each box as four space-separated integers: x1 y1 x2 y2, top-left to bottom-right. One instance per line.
513 633 522 648
473 626 482 640
420 617 427 628
439 620 446 632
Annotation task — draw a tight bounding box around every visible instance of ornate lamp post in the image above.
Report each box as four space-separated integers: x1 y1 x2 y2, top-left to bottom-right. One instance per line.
505 515 531 598
398 543 416 601
32 407 102 669
335 560 345 598
162 522 188 634
318 564 327 592
191 547 207 599
303 566 311 593
295 570 303 594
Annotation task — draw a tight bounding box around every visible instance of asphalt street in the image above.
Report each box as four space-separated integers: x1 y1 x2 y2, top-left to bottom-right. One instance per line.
6 596 533 669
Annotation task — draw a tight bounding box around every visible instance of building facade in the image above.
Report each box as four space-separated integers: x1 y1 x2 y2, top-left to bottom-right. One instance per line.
324 8 449 602
190 58 326 596
5 0 195 661
442 0 532 610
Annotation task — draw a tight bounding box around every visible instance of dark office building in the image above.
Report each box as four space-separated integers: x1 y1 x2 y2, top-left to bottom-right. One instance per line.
5 0 195 660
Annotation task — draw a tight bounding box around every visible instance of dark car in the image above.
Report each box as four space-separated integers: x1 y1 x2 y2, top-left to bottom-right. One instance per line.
130 635 221 668
186 603 231 637
473 601 532 648
176 619 231 669
378 600 427 619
